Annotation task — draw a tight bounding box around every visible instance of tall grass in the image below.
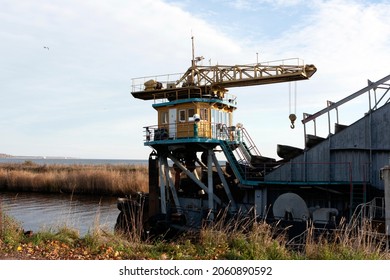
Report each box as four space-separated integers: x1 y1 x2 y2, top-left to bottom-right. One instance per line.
195 210 291 259
0 162 148 196
0 204 24 247
302 219 390 259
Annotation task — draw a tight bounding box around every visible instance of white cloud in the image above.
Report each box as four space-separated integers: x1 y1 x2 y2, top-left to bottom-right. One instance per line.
1 0 389 160
230 0 254 10
0 0 242 159
229 0 304 10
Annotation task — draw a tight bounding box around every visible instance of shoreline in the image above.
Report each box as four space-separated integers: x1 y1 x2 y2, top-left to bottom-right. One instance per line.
0 157 148 166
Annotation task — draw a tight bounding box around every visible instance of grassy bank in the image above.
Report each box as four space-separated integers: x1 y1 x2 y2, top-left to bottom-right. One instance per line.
1 206 389 260
0 161 148 196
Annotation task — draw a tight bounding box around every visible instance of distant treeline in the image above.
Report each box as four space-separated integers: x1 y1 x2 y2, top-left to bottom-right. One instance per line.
0 154 12 158
0 161 148 196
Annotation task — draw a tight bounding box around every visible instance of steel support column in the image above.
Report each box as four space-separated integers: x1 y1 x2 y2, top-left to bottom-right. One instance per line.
382 166 390 236
162 156 181 214
207 149 214 219
158 157 167 214
167 153 222 205
211 152 237 211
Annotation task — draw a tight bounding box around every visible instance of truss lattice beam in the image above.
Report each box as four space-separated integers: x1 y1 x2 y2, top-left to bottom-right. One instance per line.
131 58 317 100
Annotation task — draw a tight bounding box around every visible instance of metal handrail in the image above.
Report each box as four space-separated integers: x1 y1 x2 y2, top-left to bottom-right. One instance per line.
264 161 358 184
143 122 238 142
240 127 261 156
132 58 312 93
349 197 385 226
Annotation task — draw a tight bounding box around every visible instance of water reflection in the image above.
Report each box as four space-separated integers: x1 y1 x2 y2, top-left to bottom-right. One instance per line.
0 192 120 236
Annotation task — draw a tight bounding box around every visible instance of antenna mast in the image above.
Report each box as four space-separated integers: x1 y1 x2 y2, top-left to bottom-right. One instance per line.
191 36 195 66
191 36 195 85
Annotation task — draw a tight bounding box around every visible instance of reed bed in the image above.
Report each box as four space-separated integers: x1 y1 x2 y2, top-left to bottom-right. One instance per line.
0 161 148 196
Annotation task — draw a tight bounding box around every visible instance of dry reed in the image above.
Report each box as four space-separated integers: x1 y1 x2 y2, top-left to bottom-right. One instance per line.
285 218 390 259
0 162 148 196
197 208 290 259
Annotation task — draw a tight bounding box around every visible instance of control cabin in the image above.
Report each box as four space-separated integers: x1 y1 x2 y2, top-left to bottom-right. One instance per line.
146 85 236 142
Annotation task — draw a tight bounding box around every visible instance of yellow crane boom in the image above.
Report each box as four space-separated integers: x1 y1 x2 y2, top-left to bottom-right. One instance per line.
131 58 316 100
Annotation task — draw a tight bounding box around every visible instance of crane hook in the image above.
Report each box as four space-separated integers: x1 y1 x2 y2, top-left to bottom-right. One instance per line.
289 113 297 129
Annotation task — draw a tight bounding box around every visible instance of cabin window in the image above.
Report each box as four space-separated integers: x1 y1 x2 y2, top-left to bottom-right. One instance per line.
161 111 168 124
179 109 186 122
200 108 209 121
188 108 195 120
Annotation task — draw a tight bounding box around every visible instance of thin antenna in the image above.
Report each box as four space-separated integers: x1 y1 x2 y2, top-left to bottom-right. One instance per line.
190 35 195 85
191 35 195 67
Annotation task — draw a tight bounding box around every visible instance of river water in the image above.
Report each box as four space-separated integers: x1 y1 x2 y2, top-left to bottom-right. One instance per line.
0 158 146 236
0 192 120 236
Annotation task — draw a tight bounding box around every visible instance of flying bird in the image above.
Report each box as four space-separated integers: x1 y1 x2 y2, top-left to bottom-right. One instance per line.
43 46 49 50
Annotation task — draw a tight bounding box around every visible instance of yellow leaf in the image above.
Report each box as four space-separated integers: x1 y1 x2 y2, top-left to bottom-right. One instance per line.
17 246 22 251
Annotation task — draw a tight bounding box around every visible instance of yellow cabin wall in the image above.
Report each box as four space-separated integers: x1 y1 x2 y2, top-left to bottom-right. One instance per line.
156 102 234 139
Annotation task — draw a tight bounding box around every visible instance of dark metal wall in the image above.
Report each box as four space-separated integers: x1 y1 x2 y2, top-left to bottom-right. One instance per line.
265 102 390 190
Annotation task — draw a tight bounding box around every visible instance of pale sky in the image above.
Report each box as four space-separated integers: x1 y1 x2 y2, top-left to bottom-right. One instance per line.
1 0 389 160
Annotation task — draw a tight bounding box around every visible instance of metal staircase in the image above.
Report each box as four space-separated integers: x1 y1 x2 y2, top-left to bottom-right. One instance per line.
238 127 261 157
219 140 246 182
219 126 272 185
